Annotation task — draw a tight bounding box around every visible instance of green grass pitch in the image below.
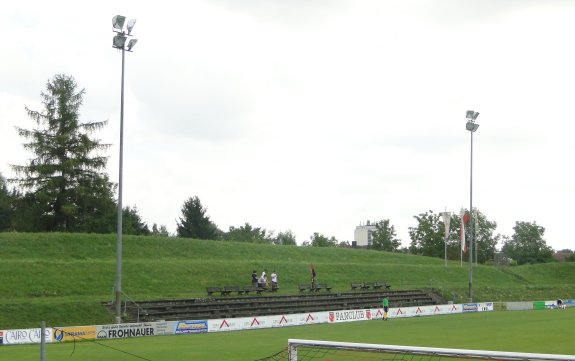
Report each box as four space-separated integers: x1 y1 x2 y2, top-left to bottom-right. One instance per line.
1 309 573 360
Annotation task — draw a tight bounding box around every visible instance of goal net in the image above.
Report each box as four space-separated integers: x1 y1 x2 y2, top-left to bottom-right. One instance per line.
256 339 575 361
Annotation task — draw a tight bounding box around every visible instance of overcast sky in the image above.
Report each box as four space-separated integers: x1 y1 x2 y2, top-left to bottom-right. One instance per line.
1 0 574 250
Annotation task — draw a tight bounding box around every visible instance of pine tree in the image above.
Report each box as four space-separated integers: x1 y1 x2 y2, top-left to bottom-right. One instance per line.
0 173 13 230
11 74 116 232
177 196 220 239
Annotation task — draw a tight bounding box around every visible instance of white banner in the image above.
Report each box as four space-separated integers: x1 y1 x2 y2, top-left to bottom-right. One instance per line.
391 304 462 319
96 321 171 340
2 328 52 345
477 302 494 312
208 312 327 332
328 309 373 323
1 303 493 343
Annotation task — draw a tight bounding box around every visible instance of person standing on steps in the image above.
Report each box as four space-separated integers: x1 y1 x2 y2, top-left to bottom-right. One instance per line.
271 270 278 290
382 296 389 321
251 270 258 288
259 269 268 288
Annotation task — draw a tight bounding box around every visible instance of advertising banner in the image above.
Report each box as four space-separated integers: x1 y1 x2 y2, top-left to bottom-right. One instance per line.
328 309 372 323
3 328 52 345
53 326 96 342
271 312 327 328
208 311 327 333
392 304 462 319
462 303 479 313
207 316 272 332
477 302 494 312
2 303 491 342
174 320 208 334
96 321 170 340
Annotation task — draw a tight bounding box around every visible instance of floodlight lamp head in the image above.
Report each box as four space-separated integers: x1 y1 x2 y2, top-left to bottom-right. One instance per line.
126 19 137 35
127 39 138 51
112 15 126 31
113 34 127 49
466 110 479 122
466 121 479 132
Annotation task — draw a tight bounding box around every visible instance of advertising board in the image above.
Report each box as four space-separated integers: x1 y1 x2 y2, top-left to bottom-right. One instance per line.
328 309 372 323
96 321 170 339
53 326 96 342
1 303 493 343
208 311 328 332
463 303 479 313
392 304 462 319
175 320 208 334
3 328 52 345
477 302 494 312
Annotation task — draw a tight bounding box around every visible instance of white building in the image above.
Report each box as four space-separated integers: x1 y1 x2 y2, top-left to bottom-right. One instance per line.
354 220 377 247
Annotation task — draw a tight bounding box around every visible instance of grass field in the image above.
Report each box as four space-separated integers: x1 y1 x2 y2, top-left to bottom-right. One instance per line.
1 309 574 360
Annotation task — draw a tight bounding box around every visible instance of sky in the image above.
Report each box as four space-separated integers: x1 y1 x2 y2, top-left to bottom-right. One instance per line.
1 0 574 250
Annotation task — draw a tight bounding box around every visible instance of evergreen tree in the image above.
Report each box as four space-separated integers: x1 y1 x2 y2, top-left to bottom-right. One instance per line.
11 74 116 232
177 196 220 239
0 173 13 230
122 206 151 236
152 223 170 237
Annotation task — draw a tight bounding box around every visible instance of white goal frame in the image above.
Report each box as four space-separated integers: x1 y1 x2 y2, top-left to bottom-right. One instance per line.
287 339 575 361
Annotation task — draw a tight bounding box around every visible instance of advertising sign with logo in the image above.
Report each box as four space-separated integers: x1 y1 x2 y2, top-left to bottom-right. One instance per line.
3 328 52 345
463 303 479 312
328 310 370 323
391 304 463 319
96 322 160 339
0 330 3 345
53 326 96 342
175 320 208 334
477 302 494 312
208 318 242 332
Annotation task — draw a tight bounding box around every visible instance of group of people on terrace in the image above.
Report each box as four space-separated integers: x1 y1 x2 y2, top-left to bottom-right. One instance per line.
252 269 278 290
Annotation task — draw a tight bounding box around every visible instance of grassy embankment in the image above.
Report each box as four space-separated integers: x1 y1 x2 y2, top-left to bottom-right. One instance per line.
1 232 573 329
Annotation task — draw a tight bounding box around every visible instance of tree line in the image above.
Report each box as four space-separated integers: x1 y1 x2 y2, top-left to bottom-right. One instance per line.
0 74 568 265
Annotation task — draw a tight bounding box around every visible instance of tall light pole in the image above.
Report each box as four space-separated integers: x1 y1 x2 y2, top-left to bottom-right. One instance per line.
465 110 479 303
112 14 138 324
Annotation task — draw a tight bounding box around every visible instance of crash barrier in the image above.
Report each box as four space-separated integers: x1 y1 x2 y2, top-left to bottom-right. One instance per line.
0 302 494 345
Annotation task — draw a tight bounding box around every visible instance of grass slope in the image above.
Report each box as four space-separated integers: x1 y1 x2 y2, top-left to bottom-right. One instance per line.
0 232 573 328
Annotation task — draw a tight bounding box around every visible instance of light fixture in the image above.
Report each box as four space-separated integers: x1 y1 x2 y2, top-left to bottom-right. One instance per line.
126 19 137 35
112 15 126 31
113 34 127 48
127 39 138 51
466 110 479 121
466 122 479 132
466 110 480 132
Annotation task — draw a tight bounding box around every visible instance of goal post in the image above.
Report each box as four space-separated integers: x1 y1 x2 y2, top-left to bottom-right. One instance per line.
286 339 575 361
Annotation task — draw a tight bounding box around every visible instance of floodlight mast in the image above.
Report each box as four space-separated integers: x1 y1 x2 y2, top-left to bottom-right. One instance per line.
465 110 479 302
112 14 137 324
